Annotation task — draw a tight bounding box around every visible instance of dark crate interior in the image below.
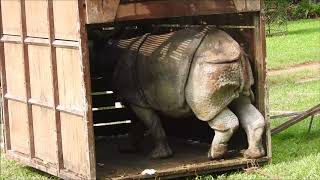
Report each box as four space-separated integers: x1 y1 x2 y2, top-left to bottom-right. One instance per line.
87 13 267 179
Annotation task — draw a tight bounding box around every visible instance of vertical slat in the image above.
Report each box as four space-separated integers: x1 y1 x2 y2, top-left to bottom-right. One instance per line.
253 11 271 158
20 0 35 158
47 0 63 170
0 0 11 151
78 0 96 179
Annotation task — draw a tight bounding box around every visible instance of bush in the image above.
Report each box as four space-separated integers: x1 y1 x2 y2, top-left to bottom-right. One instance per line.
286 0 320 20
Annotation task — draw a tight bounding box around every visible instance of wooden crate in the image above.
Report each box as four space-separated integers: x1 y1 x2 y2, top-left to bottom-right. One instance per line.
0 0 270 179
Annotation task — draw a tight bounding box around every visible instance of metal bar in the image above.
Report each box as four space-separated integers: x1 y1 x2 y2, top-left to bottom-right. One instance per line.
308 115 315 134
20 0 35 158
271 104 320 135
0 0 11 152
47 0 64 170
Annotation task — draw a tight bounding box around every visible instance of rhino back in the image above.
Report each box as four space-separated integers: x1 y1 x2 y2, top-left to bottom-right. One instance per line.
135 27 209 113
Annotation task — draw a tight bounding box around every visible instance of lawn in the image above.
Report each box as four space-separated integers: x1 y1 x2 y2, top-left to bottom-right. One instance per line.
266 18 320 69
1 19 320 179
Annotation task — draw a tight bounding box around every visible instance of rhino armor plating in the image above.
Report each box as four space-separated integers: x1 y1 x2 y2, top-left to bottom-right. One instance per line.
104 27 266 159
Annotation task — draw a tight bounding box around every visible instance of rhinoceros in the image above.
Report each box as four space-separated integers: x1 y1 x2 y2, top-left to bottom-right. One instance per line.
99 27 266 159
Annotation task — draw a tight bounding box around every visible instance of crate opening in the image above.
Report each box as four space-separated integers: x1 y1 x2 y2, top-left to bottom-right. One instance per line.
87 14 267 179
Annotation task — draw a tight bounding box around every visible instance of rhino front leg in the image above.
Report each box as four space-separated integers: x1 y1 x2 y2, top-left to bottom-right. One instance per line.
130 105 173 159
230 95 266 159
207 108 239 159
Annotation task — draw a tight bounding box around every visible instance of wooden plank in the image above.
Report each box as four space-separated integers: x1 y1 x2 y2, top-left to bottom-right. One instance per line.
52 0 79 40
0 34 22 43
31 106 58 164
3 43 26 98
24 37 50 46
7 100 29 155
52 40 79 49
78 0 96 178
28 45 54 106
115 0 261 22
20 0 35 159
0 1 11 151
253 12 271 158
25 0 49 38
1 0 21 35
60 113 89 176
47 0 64 170
85 0 120 24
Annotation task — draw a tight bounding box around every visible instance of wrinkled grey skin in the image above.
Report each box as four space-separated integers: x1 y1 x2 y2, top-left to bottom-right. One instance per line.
103 27 265 159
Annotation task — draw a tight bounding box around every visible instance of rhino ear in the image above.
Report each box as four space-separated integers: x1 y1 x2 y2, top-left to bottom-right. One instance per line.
194 29 241 64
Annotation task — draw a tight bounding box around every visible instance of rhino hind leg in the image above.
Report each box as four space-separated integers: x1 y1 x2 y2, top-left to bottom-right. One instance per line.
229 95 266 159
207 108 239 159
130 105 173 159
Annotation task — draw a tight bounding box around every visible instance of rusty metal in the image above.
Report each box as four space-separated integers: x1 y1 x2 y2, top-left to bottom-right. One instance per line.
271 104 320 135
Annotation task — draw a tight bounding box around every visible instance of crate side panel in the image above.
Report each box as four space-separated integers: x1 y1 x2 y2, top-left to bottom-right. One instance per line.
60 113 88 175
52 0 79 40
1 0 21 35
25 0 49 38
28 45 54 105
56 48 84 110
3 43 26 98
32 106 57 164
7 100 29 154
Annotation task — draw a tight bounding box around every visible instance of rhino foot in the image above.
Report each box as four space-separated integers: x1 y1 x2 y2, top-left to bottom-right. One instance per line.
208 144 228 160
151 141 173 159
243 147 265 159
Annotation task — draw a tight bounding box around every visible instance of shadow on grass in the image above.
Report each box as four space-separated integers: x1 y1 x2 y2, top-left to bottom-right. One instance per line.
287 27 320 36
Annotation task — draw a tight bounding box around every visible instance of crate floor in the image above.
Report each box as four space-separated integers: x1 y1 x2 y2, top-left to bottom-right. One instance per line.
95 136 269 179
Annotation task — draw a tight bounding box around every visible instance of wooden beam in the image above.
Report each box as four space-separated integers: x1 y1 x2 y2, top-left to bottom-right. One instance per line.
85 0 120 24
115 0 261 22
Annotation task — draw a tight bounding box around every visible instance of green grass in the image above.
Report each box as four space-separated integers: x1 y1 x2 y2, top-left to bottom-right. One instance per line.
0 153 56 180
267 18 320 69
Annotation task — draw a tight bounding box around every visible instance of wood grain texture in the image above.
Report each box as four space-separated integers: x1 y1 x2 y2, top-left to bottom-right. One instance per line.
52 0 79 40
60 113 88 176
3 43 26 98
115 0 261 22
28 45 54 106
7 100 29 155
55 47 84 111
32 106 57 164
1 0 21 35
25 0 49 37
85 0 120 24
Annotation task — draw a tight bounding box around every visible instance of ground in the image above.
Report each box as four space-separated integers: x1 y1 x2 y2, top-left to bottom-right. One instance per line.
0 18 320 179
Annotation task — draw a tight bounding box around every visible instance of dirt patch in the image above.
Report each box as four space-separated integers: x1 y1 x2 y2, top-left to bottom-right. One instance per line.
268 61 320 76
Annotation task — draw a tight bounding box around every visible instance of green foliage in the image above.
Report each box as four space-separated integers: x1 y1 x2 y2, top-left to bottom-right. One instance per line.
286 0 320 20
